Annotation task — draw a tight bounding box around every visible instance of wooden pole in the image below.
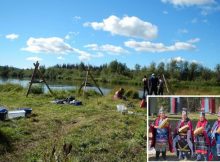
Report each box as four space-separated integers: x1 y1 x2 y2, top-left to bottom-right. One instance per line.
83 70 89 96
37 70 54 96
26 61 39 97
88 71 103 96
162 74 170 94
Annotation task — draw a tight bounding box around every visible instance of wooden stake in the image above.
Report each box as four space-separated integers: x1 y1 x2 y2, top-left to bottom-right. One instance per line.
162 74 170 94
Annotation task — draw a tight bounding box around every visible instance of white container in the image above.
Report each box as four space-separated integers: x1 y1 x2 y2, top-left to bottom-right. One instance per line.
8 110 25 119
116 104 128 113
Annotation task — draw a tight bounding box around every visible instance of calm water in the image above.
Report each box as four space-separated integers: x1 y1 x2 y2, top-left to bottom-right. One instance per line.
0 77 143 97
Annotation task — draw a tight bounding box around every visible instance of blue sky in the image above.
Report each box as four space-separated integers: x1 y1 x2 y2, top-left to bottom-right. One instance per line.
0 0 220 69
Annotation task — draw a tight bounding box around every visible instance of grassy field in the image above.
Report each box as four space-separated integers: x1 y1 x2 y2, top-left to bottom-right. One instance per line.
0 84 146 162
148 113 219 161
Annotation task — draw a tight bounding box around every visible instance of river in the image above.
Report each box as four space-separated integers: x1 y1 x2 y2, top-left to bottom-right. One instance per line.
0 77 143 97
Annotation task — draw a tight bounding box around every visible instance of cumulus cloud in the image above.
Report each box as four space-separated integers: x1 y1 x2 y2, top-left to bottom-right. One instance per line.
5 33 19 40
57 56 65 60
22 37 103 62
77 49 104 61
21 37 74 54
161 0 215 6
166 56 200 64
26 56 42 62
162 0 220 15
124 39 198 53
171 56 185 62
84 44 128 55
84 15 158 40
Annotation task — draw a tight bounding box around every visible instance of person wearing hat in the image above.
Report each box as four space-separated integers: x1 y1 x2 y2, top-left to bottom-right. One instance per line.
149 73 159 95
150 108 173 160
210 111 220 160
194 112 211 161
173 108 194 160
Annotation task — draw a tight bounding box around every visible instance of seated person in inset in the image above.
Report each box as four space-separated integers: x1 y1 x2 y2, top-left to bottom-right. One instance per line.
113 88 125 99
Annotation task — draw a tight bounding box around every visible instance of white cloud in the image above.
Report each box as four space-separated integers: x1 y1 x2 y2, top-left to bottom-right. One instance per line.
84 43 128 55
22 37 102 62
162 0 220 15
187 38 200 43
172 56 185 62
200 5 220 15
161 0 215 6
5 33 19 40
178 29 188 34
124 39 197 53
21 37 73 54
166 57 200 64
64 32 79 40
84 15 158 40
74 16 81 19
163 10 169 14
26 56 42 62
77 49 104 61
57 56 65 60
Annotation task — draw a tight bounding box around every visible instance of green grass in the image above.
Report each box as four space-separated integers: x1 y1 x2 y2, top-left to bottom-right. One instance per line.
0 84 146 162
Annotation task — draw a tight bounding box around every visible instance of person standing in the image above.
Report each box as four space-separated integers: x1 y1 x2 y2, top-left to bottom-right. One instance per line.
158 75 164 95
149 73 159 95
210 111 220 160
150 108 173 160
194 112 212 161
142 75 149 97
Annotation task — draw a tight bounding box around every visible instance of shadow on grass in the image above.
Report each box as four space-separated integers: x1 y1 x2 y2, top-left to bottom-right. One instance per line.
0 130 13 154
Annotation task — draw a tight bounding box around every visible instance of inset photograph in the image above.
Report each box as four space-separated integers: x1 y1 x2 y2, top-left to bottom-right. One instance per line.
148 96 220 161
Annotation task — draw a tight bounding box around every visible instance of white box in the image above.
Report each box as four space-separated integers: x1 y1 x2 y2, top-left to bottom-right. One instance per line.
8 110 25 119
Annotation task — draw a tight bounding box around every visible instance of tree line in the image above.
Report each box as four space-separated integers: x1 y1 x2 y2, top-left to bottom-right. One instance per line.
0 60 220 85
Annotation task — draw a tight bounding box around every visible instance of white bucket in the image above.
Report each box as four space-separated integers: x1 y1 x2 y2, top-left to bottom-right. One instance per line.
116 104 128 113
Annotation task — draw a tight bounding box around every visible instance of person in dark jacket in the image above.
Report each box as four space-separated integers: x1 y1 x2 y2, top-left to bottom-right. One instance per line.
158 75 164 95
149 73 159 95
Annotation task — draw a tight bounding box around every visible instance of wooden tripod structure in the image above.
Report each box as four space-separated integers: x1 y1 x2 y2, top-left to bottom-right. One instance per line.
78 67 103 96
26 61 54 97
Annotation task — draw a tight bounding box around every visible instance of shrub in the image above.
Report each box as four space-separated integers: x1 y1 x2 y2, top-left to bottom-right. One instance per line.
124 88 139 99
30 85 44 94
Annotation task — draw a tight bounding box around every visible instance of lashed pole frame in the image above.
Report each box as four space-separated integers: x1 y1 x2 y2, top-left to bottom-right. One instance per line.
26 61 54 97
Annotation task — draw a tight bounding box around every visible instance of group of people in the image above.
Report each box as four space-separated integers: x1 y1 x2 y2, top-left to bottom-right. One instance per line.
143 74 164 96
150 108 220 161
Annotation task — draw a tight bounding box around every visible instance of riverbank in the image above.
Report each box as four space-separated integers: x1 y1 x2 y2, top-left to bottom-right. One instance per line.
0 84 146 162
